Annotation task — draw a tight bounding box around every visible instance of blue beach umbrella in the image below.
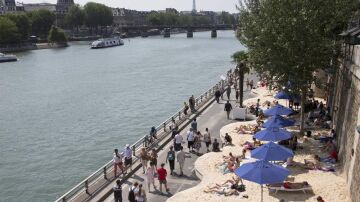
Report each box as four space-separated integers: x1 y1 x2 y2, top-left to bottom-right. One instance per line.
263 104 293 116
275 91 292 100
254 127 292 141
235 160 290 202
251 141 294 161
262 115 295 128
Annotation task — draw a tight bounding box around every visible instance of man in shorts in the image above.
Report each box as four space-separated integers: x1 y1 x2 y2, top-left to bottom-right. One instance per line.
157 163 169 194
123 144 133 172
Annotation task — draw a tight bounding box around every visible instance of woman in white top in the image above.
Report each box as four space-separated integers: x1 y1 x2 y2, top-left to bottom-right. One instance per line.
203 128 211 152
113 149 124 177
145 162 156 192
136 184 146 202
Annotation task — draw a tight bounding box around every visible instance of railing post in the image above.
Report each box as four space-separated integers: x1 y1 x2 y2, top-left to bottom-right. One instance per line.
132 145 136 156
200 95 203 102
85 180 90 195
163 123 166 132
178 111 181 120
103 166 107 180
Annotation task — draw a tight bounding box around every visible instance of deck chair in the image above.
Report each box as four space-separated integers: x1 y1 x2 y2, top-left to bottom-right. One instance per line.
268 185 312 194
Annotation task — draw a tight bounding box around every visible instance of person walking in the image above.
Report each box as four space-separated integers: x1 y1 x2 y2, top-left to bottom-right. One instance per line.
176 146 186 176
183 102 189 116
128 182 138 202
246 78 250 90
250 79 254 89
157 163 170 194
224 100 233 120
166 146 176 175
191 118 198 132
174 132 183 151
215 88 221 103
149 148 158 169
226 85 231 100
135 184 146 202
220 84 225 100
113 149 124 177
194 131 202 153
235 90 240 102
145 162 157 192
139 148 149 174
255 98 260 117
113 180 122 202
123 144 133 172
203 128 211 152
187 128 195 152
149 126 157 142
189 96 195 113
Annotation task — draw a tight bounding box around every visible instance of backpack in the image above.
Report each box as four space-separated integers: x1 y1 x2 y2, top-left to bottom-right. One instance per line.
168 152 174 161
128 187 135 201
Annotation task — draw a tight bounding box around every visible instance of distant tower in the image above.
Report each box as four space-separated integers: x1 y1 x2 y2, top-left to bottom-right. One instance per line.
56 0 74 14
192 0 196 13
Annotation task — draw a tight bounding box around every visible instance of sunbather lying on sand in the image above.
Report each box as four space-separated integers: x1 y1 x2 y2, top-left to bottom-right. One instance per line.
268 181 310 189
204 177 245 196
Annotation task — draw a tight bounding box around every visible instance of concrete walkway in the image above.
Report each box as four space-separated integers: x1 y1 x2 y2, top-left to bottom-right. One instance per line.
100 88 255 202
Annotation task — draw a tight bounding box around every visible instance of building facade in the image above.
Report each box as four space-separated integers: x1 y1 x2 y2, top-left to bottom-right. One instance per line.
23 3 56 12
112 8 149 27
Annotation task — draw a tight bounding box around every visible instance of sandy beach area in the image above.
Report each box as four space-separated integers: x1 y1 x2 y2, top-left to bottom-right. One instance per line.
168 87 350 202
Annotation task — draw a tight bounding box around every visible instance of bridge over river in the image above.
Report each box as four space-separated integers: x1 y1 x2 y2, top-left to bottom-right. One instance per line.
116 24 235 38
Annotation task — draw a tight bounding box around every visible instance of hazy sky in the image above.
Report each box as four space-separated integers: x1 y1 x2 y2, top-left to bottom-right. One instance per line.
21 0 240 13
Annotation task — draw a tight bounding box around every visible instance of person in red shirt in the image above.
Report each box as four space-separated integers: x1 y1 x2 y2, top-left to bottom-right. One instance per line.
157 163 169 193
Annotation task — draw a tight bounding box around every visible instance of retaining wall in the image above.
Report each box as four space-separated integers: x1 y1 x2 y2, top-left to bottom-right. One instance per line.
331 44 360 202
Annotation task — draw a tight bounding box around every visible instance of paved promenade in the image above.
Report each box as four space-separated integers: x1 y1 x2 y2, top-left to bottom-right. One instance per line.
94 87 255 202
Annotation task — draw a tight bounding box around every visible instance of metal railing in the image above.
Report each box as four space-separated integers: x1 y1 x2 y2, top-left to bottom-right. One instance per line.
54 73 230 202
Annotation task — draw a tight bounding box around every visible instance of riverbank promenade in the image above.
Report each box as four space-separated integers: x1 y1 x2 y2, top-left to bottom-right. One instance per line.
93 87 254 202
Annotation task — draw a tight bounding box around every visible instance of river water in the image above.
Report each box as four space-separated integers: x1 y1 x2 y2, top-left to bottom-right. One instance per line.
0 30 244 201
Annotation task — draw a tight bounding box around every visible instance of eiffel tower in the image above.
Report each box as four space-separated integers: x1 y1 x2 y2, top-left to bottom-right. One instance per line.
192 0 196 13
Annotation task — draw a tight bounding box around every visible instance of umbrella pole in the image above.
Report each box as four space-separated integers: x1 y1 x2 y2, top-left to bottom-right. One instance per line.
261 184 263 202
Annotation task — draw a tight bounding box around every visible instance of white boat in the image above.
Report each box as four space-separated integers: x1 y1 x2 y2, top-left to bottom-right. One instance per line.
90 37 124 49
0 53 17 63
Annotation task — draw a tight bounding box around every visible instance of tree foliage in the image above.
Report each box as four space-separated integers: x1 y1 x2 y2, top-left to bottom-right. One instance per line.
48 25 67 43
28 9 55 37
236 0 359 132
5 13 31 40
65 4 85 29
0 17 19 44
84 2 113 28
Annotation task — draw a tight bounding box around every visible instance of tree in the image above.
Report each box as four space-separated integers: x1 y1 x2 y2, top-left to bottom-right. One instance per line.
84 2 113 34
65 5 85 31
147 12 161 25
232 51 249 107
48 25 67 44
0 17 19 44
28 9 55 37
236 0 358 133
5 13 31 40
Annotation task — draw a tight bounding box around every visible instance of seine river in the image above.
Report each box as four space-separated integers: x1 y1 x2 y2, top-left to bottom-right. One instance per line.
0 30 244 201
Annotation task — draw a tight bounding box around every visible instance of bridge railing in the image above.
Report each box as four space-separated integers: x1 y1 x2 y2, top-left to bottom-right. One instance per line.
54 72 230 202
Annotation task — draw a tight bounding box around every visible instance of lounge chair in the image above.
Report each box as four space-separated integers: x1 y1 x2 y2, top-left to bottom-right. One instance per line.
268 185 312 194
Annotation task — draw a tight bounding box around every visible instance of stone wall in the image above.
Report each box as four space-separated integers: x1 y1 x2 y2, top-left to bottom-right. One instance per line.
331 44 360 202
